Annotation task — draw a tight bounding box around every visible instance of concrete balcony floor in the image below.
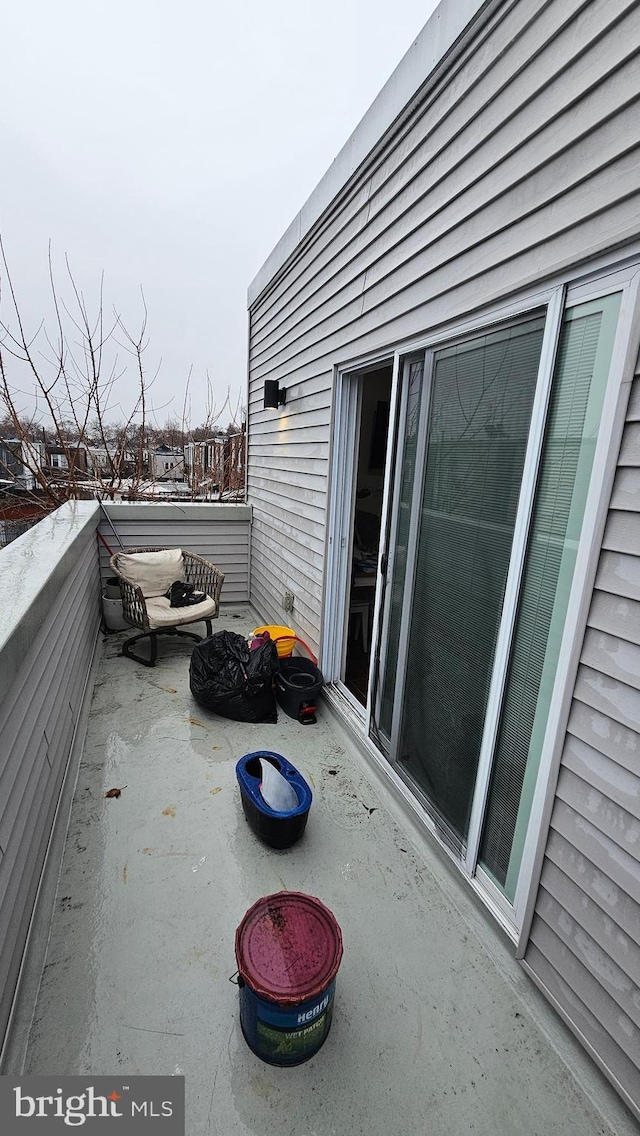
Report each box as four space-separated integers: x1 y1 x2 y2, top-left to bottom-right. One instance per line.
7 607 636 1136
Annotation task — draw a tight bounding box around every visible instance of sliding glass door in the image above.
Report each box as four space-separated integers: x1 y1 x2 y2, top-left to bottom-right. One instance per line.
384 313 546 848
372 291 621 901
376 357 425 743
478 294 620 898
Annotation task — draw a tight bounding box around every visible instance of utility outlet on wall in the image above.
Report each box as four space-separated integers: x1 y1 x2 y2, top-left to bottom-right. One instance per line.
282 591 294 613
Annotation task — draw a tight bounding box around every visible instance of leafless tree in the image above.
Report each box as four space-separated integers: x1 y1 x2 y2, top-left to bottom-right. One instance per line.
0 241 246 532
0 239 157 512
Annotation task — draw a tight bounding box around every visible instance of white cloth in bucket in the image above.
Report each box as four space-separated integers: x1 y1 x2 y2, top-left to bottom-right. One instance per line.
259 758 299 812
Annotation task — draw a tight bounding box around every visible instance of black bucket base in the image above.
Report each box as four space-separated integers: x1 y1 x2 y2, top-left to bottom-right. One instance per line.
275 658 323 724
239 793 310 849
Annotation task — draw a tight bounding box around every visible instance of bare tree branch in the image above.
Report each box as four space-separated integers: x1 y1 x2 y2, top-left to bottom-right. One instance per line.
0 242 245 533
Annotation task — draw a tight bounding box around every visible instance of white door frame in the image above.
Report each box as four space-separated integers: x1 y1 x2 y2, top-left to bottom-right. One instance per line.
322 356 393 714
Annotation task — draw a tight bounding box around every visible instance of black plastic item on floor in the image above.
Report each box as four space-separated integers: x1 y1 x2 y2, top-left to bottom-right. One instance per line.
190 630 280 723
275 657 323 724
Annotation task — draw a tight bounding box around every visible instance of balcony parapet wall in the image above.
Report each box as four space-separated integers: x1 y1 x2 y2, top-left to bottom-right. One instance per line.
0 501 102 1058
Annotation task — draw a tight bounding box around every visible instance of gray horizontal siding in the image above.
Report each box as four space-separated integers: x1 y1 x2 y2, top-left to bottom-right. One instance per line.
98 504 251 605
247 0 640 1107
251 508 324 644
628 382 640 420
596 551 640 603
535 888 640 1038
587 591 640 646
247 0 640 656
0 505 101 1054
619 421 640 466
610 466 640 511
251 0 636 333
525 938 640 1111
603 512 640 558
524 367 640 1119
250 0 639 362
581 628 640 691
568 700 639 778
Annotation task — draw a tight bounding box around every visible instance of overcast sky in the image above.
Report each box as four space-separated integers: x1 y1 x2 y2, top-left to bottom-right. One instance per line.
1 0 440 430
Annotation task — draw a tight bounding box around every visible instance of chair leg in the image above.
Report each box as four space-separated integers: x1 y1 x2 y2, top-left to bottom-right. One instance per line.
121 626 206 666
205 619 212 637
122 630 158 667
171 628 204 644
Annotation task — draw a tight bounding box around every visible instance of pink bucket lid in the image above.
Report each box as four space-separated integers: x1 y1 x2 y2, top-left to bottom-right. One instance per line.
235 891 343 1005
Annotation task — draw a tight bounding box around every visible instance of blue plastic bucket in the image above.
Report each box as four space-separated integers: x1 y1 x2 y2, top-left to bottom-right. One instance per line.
235 892 343 1066
236 752 312 849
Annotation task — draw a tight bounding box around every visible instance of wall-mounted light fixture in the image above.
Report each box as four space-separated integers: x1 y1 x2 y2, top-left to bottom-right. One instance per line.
263 380 286 409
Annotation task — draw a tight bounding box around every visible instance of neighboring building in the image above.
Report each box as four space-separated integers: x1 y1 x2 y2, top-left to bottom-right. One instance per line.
224 430 246 495
44 444 88 479
86 445 144 480
184 439 216 492
86 445 120 475
151 443 185 482
246 0 640 1119
130 479 191 499
185 430 246 497
0 438 45 491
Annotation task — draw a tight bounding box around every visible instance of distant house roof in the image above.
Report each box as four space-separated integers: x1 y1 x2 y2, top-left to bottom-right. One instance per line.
154 444 183 455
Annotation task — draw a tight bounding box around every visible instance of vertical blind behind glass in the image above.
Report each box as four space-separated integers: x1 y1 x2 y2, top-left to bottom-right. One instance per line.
397 315 545 844
479 301 618 896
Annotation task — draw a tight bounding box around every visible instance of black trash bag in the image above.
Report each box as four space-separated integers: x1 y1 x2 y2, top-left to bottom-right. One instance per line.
189 630 280 723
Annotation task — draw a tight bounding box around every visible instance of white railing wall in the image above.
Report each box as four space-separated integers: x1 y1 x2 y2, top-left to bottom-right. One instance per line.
0 499 254 1060
0 501 102 1056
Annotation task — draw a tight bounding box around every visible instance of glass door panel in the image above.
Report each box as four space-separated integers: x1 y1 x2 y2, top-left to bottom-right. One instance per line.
479 293 621 897
395 314 546 847
376 358 425 741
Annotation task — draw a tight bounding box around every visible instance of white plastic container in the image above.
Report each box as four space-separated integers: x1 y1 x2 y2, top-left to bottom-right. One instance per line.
102 593 128 631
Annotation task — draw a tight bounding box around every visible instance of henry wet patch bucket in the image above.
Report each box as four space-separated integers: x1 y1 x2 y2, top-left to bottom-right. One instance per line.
234 891 343 1066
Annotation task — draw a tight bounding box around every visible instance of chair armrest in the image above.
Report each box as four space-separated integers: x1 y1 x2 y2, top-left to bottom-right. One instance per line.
182 552 225 608
117 579 150 630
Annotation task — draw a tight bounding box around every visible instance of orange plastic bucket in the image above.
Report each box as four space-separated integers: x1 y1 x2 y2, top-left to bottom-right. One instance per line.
252 625 296 658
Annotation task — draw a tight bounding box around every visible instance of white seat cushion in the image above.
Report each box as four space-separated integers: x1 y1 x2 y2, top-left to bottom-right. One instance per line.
118 549 184 598
144 594 218 629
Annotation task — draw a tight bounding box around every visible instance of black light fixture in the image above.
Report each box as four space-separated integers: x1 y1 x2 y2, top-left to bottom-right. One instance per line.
263 380 286 409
